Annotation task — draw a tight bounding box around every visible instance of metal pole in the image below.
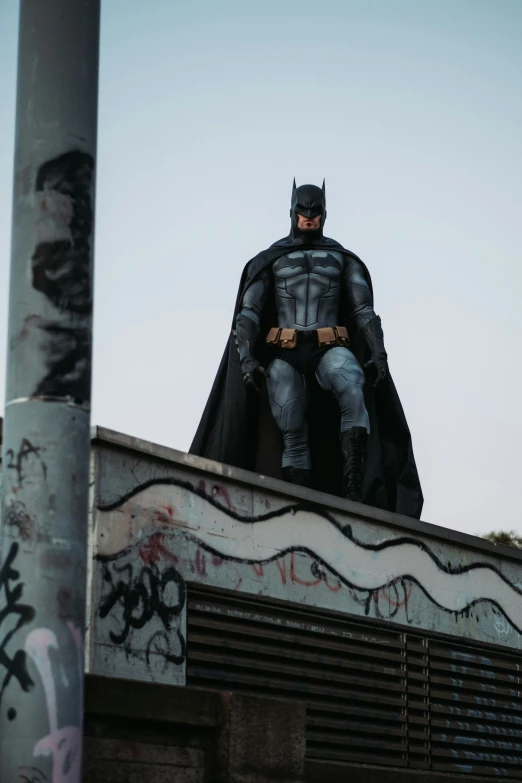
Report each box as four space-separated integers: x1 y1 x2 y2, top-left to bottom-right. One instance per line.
0 2 100 781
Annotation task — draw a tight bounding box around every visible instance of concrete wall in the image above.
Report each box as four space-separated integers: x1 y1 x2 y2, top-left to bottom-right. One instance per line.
84 675 511 783
84 675 305 783
87 427 522 687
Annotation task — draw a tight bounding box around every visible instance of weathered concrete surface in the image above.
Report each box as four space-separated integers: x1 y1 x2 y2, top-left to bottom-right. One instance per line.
86 427 522 687
83 675 515 783
83 675 305 783
215 692 306 783
84 677 210 783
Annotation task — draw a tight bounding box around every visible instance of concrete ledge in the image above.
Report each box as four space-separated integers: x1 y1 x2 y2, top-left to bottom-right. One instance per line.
85 676 306 783
85 674 220 726
90 424 522 564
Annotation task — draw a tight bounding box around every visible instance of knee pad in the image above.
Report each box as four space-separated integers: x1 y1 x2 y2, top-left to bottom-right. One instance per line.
316 347 365 394
266 359 307 432
315 348 369 431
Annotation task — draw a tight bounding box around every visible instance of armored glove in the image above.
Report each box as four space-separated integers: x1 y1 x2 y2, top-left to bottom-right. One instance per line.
243 367 266 393
361 315 388 387
235 316 265 393
241 357 266 393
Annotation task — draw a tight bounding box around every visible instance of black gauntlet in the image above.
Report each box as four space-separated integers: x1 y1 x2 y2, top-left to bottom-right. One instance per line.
361 315 388 387
235 313 265 392
236 313 261 373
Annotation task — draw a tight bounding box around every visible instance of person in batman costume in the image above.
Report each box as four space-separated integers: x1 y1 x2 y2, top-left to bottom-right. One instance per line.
190 181 423 519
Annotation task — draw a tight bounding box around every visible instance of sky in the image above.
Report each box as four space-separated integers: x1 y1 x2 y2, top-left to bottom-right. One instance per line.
0 0 521 536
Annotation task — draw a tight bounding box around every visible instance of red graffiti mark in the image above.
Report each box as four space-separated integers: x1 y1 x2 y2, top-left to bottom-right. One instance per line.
156 504 175 522
152 508 173 525
195 549 207 577
290 552 321 587
276 557 287 585
252 563 264 577
151 503 188 529
198 477 237 512
211 554 224 567
139 532 179 566
288 554 342 592
139 533 165 565
322 572 343 593
380 579 412 607
215 485 237 512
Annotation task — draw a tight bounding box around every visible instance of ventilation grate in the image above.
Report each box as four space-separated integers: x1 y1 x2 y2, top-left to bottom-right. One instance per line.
186 585 522 779
186 586 408 768
429 642 522 778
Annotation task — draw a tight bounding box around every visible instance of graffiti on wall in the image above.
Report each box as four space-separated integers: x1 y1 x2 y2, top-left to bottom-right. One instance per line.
97 554 187 673
93 478 522 651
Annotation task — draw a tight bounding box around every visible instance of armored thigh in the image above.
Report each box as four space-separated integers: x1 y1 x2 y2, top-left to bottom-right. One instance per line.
315 347 369 432
266 358 310 469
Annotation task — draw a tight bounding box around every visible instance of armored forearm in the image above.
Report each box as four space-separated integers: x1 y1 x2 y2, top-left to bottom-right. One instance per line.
235 270 270 373
344 258 387 385
361 315 387 365
343 258 376 329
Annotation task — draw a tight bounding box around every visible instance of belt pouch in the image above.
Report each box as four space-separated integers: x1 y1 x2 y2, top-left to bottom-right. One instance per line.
317 327 337 346
335 326 349 345
266 327 281 345
279 328 297 349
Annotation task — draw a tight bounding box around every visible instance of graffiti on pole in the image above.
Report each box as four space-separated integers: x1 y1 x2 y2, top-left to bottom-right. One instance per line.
25 624 83 783
31 150 94 405
0 542 36 713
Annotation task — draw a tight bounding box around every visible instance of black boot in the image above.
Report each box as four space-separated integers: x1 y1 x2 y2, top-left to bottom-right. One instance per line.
341 427 368 502
282 466 312 489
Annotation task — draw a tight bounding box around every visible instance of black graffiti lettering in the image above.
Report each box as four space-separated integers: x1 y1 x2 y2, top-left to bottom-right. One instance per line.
99 561 186 648
146 629 187 668
6 438 47 487
34 322 90 403
31 150 94 404
4 501 34 542
32 150 93 315
0 543 36 705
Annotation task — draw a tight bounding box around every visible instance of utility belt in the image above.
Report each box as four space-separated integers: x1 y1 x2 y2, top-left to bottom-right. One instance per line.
265 326 349 349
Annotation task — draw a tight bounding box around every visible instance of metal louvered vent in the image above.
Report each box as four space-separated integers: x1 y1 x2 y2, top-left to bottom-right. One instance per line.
186 586 408 768
429 642 522 778
186 585 522 779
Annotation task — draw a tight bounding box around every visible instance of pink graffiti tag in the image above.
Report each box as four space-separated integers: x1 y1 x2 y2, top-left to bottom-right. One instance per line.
25 623 83 783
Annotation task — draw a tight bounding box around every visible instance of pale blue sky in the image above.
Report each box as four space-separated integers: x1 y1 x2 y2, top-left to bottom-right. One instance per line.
1 1 521 534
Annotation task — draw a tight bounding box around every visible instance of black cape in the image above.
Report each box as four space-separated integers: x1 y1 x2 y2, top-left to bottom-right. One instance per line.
190 235 423 519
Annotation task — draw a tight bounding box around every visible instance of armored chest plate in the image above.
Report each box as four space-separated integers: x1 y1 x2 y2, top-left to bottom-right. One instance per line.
273 250 344 329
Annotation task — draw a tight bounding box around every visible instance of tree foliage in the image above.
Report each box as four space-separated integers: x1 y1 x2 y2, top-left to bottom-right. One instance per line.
482 530 522 549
